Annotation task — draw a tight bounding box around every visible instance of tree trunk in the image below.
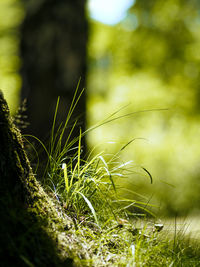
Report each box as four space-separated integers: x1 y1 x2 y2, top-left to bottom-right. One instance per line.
20 0 88 149
0 91 73 266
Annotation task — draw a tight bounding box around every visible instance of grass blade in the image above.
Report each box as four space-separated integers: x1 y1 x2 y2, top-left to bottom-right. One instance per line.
78 192 99 227
142 167 153 184
62 163 69 193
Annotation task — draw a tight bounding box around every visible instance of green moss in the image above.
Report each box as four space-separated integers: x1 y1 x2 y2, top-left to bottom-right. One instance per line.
0 91 73 266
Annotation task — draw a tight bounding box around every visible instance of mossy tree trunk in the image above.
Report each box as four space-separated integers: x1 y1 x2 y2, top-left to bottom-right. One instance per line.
20 0 88 150
0 91 72 266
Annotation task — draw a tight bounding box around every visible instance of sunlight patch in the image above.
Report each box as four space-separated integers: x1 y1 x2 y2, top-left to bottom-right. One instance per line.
88 0 135 25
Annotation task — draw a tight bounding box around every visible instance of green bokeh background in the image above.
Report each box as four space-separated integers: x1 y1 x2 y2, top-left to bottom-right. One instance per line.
0 0 24 113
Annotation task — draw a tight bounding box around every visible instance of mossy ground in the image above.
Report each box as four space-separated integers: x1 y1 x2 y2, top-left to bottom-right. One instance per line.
2 190 200 266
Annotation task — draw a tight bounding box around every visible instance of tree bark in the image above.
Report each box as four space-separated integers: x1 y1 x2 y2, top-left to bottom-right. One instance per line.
20 0 88 149
0 91 73 266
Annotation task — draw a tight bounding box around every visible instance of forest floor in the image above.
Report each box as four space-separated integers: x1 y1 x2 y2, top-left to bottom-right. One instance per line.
59 212 200 266
16 92 200 266
2 90 200 266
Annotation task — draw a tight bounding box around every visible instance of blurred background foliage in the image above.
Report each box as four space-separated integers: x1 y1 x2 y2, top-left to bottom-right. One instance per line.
0 0 24 113
87 0 200 216
1 0 200 216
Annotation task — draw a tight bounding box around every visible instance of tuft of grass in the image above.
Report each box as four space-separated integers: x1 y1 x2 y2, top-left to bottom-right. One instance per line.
27 85 155 227
46 131 151 226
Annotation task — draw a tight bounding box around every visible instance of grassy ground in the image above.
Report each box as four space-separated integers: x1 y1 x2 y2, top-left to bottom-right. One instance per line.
23 92 200 266
46 207 200 266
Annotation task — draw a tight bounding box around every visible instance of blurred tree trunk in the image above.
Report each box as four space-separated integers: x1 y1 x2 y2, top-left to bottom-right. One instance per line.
20 0 88 150
0 91 73 266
